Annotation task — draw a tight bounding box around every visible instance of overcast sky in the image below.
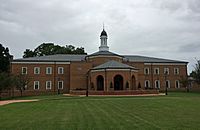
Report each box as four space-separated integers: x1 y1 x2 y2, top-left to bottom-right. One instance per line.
1 0 200 73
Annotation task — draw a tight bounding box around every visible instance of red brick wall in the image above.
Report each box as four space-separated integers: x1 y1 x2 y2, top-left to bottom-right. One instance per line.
70 62 92 90
126 62 188 90
11 63 70 94
10 58 188 96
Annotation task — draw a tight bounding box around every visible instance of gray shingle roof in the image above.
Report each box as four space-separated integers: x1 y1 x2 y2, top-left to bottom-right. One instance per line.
13 54 87 62
12 53 188 64
92 60 136 70
123 55 188 63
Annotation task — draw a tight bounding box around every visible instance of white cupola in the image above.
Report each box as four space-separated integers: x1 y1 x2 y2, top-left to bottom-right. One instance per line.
99 28 109 51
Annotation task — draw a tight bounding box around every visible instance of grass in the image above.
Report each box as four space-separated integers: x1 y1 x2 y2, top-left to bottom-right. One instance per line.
1 92 200 130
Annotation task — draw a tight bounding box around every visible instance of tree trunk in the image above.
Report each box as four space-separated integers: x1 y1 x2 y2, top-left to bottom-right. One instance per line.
0 91 2 100
20 89 22 97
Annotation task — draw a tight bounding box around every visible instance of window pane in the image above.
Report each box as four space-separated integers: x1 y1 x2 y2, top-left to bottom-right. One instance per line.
34 81 39 90
22 67 27 74
58 81 63 89
46 67 52 74
34 67 40 74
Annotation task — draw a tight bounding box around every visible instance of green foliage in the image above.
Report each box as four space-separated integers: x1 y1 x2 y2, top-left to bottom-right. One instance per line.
1 92 200 129
23 49 37 58
0 73 10 90
191 60 200 85
180 76 190 92
23 43 87 58
180 76 189 87
0 73 14 99
14 74 29 96
0 44 12 72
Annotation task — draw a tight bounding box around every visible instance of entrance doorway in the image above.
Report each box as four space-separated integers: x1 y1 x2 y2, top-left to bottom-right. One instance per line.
96 75 104 91
114 75 123 90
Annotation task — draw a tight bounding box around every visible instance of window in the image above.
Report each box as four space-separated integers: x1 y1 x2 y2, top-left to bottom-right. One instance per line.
145 80 150 88
154 68 159 75
58 81 63 89
166 80 170 88
22 67 27 74
175 80 180 88
164 68 169 75
155 80 160 89
46 67 52 74
34 81 39 90
174 68 179 75
46 81 52 90
58 67 64 74
144 67 150 75
34 67 40 74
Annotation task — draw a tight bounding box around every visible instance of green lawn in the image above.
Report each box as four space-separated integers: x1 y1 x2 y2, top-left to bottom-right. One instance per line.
1 92 200 130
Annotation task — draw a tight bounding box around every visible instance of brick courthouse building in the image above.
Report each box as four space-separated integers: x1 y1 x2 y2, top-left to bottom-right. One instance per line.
11 29 188 95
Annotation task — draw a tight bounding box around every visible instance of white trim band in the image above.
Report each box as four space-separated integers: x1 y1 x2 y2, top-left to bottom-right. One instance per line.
12 61 70 64
144 63 187 66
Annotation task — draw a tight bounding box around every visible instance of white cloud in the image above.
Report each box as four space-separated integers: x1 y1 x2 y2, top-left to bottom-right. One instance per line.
0 0 200 73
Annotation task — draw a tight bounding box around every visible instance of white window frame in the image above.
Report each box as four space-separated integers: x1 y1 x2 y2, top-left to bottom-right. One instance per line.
58 81 63 89
154 80 160 89
58 67 64 74
34 67 40 74
154 68 159 75
164 68 169 75
21 67 27 74
145 80 150 88
144 67 150 75
46 81 52 90
166 80 170 88
34 81 40 90
175 80 180 88
46 67 52 74
174 68 179 75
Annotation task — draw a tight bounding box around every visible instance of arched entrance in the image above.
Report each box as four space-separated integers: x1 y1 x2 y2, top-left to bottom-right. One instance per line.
114 75 123 90
132 75 136 90
96 75 104 91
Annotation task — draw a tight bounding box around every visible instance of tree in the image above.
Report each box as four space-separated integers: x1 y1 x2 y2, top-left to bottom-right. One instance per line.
191 59 200 85
0 73 13 100
23 49 36 58
180 76 190 92
23 43 87 58
14 74 29 97
0 43 13 72
74 47 86 54
34 43 55 56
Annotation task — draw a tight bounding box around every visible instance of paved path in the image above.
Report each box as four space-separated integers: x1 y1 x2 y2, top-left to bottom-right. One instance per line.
0 99 39 106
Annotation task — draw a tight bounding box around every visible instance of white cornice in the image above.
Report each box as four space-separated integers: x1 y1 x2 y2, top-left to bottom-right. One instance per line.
144 63 187 66
11 61 70 64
